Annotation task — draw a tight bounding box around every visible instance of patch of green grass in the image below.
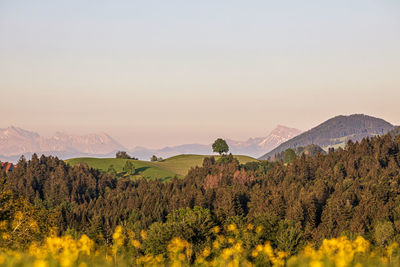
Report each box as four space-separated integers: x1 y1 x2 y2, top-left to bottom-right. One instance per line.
66 154 258 181
155 154 258 176
66 158 178 181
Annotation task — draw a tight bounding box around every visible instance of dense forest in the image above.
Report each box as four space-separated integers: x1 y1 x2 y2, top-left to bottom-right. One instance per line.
1 132 400 265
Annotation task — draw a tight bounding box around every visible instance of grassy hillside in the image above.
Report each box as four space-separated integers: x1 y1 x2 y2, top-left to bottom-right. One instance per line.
156 154 257 176
66 154 258 181
66 157 177 181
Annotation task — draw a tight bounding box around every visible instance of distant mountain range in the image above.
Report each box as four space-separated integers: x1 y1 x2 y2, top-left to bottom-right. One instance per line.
2 114 396 163
226 125 302 156
0 126 125 162
0 125 302 162
259 114 396 160
130 125 302 160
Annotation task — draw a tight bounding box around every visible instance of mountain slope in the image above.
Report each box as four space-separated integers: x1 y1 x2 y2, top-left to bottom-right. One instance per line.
48 131 124 154
389 126 400 138
259 114 395 160
0 126 125 160
270 144 327 162
229 125 303 155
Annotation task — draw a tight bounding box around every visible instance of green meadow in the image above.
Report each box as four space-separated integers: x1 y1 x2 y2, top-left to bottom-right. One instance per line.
66 154 258 181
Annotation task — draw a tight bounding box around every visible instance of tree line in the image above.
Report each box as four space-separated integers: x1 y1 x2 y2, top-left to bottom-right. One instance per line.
0 133 400 255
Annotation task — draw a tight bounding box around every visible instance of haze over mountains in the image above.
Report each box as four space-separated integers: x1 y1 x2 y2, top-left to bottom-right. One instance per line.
226 125 302 156
1 114 397 163
0 126 125 162
0 125 302 162
131 125 302 160
259 114 396 160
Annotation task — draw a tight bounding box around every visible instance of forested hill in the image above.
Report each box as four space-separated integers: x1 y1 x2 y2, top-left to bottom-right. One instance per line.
1 131 400 256
259 114 395 160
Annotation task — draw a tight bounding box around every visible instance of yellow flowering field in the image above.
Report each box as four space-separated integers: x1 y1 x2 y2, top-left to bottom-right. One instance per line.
0 224 399 267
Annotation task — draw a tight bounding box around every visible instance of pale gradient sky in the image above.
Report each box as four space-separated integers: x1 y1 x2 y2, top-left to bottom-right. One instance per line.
1 0 399 148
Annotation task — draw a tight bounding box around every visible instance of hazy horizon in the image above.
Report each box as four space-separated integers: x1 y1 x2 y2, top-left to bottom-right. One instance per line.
1 1 399 148
1 113 397 150
2 122 304 149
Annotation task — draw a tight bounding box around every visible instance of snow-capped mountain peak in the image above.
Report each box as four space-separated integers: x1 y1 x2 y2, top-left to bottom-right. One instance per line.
1 126 40 139
0 126 125 158
258 125 302 148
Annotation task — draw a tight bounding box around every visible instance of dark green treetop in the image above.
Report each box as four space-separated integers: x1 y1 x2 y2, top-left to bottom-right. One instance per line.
212 138 229 155
283 148 296 164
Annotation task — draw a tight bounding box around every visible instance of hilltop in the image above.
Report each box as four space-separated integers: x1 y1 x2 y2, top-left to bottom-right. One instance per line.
259 114 395 160
66 154 258 181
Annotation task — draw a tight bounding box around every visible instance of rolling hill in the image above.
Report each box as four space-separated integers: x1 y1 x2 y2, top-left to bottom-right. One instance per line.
259 114 396 160
66 154 258 181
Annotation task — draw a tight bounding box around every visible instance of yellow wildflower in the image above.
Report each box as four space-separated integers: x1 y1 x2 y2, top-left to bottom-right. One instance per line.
309 260 323 267
213 240 220 249
234 242 243 253
221 248 234 260
14 211 23 221
78 234 94 255
227 224 237 231
156 254 164 263
0 220 7 230
178 253 186 261
203 247 211 257
131 239 141 248
140 229 147 240
33 259 48 267
1 233 10 240
256 244 263 252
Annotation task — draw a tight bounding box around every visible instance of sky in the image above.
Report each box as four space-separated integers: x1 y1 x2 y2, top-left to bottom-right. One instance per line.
0 0 399 148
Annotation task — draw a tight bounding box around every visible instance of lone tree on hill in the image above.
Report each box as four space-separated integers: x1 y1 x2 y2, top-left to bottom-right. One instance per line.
212 138 229 155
